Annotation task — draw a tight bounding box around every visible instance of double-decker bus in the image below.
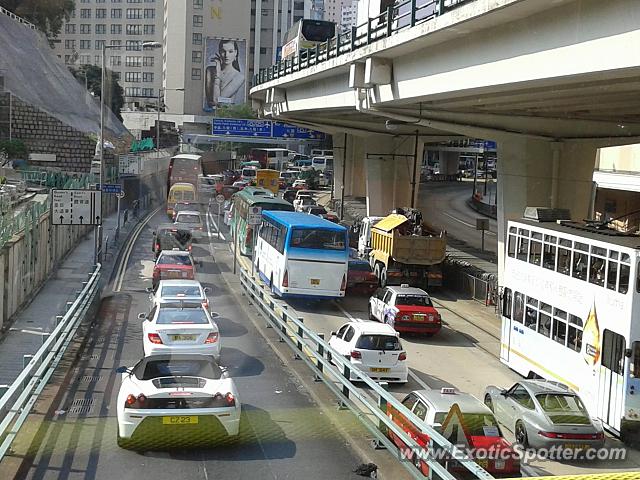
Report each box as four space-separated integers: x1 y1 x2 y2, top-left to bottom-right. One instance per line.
499 207 640 440
255 211 348 299
281 19 336 60
231 187 294 256
168 154 203 190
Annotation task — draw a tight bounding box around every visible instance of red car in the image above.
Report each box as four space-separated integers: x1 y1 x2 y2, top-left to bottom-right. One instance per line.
347 249 378 294
387 388 520 478
369 285 442 336
152 250 196 289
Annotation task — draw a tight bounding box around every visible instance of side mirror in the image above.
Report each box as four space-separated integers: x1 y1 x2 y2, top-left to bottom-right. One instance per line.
203 287 211 293
500 389 508 397
330 331 336 337
210 311 220 318
138 313 147 320
115 366 130 374
145 287 153 293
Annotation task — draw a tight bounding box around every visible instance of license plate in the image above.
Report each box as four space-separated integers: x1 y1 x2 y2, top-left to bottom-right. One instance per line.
310 278 320 286
162 416 198 425
370 367 390 373
413 314 425 321
564 443 586 450
171 334 196 341
475 460 488 469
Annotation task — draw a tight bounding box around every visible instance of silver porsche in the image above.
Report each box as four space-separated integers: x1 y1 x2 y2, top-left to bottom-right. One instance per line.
484 380 605 450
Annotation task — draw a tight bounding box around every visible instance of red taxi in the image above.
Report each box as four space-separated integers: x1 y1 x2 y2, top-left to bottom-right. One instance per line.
388 388 521 478
368 285 442 336
152 250 196 289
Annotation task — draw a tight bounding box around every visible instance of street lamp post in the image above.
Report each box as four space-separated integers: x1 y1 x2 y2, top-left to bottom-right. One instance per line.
96 40 161 264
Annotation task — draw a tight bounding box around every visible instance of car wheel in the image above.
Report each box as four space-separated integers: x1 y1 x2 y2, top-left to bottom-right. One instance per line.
515 421 529 448
380 267 388 288
374 263 382 286
484 394 494 412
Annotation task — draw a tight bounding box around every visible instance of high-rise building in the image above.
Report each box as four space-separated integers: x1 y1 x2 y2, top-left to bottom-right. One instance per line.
52 0 164 111
306 0 326 20
340 1 359 29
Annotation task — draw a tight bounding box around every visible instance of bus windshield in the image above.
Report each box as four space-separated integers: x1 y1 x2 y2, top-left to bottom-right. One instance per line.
289 228 345 250
301 20 335 42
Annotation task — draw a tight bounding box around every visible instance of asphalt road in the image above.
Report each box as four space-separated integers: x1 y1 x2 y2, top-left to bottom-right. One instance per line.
418 182 498 256
14 209 367 480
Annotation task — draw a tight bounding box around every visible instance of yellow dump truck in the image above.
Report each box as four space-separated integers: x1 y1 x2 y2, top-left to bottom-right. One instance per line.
369 211 447 288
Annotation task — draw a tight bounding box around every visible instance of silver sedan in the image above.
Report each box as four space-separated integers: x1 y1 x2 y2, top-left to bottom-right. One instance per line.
484 380 605 450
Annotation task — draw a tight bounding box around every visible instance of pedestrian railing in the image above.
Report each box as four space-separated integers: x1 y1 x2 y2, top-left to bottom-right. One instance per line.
0 264 102 462
254 0 473 87
238 267 494 480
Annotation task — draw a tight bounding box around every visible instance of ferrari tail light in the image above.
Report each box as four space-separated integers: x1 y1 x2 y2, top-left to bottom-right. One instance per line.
137 393 147 405
148 333 163 344
350 350 362 359
204 332 219 344
126 394 137 406
225 392 235 407
282 269 289 288
398 352 407 361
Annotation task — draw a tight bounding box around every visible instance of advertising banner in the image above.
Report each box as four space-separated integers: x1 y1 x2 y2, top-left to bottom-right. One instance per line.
203 37 247 111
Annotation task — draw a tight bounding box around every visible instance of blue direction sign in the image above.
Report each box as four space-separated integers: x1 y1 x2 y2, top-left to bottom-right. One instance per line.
98 183 123 194
272 122 325 140
212 118 273 137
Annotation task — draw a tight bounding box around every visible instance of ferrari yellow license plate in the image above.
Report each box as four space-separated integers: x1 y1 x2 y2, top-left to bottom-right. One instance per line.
475 460 488 468
564 443 586 450
370 367 390 373
162 416 198 425
310 279 320 285
170 335 195 341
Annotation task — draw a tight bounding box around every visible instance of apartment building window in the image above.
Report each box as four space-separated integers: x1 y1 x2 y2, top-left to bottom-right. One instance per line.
95 40 106 50
144 0 155 3
110 56 122 67
111 8 122 18
127 0 142 2
143 24 154 35
80 24 91 34
142 72 154 83
141 88 154 97
126 8 142 19
191 68 201 80
192 33 202 45
64 55 72 64
80 9 91 18
192 51 202 63
125 72 142 82
94 55 101 65
193 0 203 9
79 54 91 64
111 24 122 34
111 40 122 47
96 24 106 34
143 9 155 18
126 56 142 67
96 0 105 3
96 8 107 18
143 56 154 66
125 87 141 96
126 40 141 51
80 40 91 50
65 24 76 34
80 0 90 3
126 24 142 35
64 40 76 50
112 0 122 2
193 15 203 27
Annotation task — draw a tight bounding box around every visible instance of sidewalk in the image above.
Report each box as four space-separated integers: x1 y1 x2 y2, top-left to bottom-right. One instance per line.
0 205 145 386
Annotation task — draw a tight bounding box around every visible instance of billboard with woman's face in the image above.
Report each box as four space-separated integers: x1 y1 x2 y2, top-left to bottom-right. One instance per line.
203 37 247 111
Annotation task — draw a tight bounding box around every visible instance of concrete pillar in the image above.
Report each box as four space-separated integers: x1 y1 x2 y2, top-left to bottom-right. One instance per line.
497 138 597 283
350 138 366 198
332 134 346 201
439 151 460 175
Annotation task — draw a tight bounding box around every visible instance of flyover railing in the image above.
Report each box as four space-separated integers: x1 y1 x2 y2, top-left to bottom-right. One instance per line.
254 0 473 86
0 264 102 461
238 266 494 480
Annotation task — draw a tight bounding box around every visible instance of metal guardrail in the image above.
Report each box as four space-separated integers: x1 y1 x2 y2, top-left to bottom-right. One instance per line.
254 0 472 86
238 267 493 480
0 263 102 461
0 6 36 30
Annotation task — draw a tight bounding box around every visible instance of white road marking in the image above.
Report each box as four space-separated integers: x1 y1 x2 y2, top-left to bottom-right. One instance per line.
208 211 226 241
114 207 160 292
335 301 364 323
442 211 497 236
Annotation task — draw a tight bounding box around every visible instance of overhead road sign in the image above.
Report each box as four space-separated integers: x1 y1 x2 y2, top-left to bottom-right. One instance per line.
51 189 102 225
272 121 325 139
212 118 273 138
97 183 123 194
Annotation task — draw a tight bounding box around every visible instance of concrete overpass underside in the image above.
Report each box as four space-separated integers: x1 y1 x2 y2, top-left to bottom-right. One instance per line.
250 0 640 278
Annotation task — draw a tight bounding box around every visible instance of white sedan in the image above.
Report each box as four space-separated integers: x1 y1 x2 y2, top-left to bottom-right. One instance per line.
116 354 240 450
328 321 408 383
147 279 211 310
140 302 220 360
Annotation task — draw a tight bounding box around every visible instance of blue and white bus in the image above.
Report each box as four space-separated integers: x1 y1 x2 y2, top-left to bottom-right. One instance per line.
254 211 348 299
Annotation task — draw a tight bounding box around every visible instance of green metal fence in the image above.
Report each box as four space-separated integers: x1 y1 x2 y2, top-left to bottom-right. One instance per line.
0 196 48 250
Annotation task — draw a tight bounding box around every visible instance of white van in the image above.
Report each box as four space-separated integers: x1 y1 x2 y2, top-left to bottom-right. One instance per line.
311 156 333 172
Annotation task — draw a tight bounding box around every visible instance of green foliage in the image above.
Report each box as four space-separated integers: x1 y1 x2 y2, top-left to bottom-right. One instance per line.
299 169 320 189
215 103 256 119
70 65 125 121
0 0 74 40
0 139 28 159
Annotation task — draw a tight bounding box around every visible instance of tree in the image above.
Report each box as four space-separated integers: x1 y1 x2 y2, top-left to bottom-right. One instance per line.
70 65 125 121
0 0 74 40
215 103 256 119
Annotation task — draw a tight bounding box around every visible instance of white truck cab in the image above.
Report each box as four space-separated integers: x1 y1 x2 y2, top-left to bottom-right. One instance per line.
357 216 384 257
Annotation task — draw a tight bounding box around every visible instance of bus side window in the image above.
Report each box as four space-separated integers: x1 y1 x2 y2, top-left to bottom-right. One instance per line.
513 292 524 324
567 315 583 352
552 308 567 346
631 342 640 378
502 288 512 319
620 254 630 294
542 235 556 270
529 233 542 266
516 230 529 262
507 233 516 258
557 239 572 276
571 243 588 281
607 251 619 291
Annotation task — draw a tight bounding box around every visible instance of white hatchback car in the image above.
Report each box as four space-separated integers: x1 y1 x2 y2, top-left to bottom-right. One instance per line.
328 321 408 383
140 302 220 360
116 354 240 450
147 280 210 310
